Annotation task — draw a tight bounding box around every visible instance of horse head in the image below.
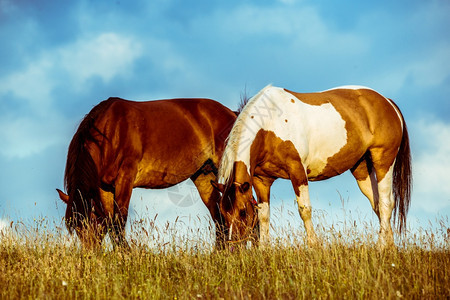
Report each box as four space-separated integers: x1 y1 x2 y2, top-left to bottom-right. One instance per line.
56 188 106 249
212 172 258 243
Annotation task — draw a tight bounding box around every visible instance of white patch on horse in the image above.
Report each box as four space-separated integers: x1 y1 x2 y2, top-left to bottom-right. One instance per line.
219 85 349 182
286 100 348 178
257 202 270 246
376 162 395 246
377 163 395 207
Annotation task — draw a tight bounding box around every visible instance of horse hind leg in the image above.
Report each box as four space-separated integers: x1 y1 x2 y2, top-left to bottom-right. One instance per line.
374 164 396 249
369 148 397 249
351 153 380 218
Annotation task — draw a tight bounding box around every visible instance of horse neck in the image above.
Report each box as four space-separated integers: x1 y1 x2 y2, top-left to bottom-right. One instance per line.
220 88 279 183
233 161 252 185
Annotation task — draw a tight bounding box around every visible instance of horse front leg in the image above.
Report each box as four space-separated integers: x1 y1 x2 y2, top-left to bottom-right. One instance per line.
253 176 274 247
191 172 228 250
110 171 135 250
290 166 319 248
111 208 131 250
98 187 115 247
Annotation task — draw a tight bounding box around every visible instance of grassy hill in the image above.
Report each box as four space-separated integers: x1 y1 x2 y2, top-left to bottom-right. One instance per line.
1 215 448 299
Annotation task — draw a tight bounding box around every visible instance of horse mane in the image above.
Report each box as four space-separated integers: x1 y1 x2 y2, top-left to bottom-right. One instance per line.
218 85 273 184
231 89 251 116
64 98 114 231
237 88 251 114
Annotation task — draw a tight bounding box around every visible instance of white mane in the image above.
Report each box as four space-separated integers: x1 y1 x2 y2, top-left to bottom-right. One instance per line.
218 84 273 184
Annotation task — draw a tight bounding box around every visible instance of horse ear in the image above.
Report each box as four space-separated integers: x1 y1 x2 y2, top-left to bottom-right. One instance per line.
56 188 70 204
210 180 225 193
239 182 250 193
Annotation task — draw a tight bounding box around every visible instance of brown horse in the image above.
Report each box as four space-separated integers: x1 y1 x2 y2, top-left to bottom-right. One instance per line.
215 85 412 249
57 97 236 249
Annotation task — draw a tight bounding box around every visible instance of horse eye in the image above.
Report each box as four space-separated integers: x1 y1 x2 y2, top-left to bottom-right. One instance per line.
239 209 247 218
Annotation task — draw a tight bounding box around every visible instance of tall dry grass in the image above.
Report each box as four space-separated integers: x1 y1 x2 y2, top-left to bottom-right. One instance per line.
1 211 449 299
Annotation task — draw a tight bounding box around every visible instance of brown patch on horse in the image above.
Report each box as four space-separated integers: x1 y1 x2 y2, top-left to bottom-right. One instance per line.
249 129 305 193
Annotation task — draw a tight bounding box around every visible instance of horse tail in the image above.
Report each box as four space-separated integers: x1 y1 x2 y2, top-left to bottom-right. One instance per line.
391 101 412 233
64 99 114 230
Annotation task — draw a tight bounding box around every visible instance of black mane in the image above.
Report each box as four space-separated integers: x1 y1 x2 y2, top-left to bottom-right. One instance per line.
236 88 251 114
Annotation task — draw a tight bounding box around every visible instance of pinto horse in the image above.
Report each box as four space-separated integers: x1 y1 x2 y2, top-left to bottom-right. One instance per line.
215 85 412 249
57 97 236 249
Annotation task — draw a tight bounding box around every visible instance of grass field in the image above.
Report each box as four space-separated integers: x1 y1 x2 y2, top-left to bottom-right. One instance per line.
1 214 449 299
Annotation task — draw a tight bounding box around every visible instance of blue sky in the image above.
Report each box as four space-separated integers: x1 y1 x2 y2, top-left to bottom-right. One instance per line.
0 0 449 240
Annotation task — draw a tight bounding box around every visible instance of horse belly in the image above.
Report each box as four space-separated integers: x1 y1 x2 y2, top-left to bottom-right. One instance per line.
134 153 198 188
304 130 367 182
306 155 357 181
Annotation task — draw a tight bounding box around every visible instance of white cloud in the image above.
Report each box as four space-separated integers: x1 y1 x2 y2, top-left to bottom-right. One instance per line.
143 38 197 82
411 118 450 213
0 32 142 158
0 32 142 107
60 33 143 88
0 58 54 113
